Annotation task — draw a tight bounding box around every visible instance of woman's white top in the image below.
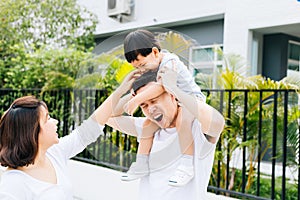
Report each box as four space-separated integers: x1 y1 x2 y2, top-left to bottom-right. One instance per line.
0 118 104 200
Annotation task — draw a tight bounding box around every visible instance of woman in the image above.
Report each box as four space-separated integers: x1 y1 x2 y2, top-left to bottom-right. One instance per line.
0 70 139 200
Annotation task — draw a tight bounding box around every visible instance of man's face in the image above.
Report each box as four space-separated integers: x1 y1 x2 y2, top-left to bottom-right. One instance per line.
137 83 178 128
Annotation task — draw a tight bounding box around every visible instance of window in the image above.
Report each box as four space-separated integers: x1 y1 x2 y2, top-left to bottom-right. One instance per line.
287 40 300 76
189 44 223 75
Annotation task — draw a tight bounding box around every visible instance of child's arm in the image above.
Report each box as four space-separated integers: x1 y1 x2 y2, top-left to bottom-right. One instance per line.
137 118 159 154
158 67 225 144
124 82 165 115
128 83 162 154
176 105 195 155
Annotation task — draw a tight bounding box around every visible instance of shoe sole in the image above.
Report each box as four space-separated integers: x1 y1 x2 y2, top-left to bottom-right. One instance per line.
168 176 194 187
121 174 147 181
168 181 190 187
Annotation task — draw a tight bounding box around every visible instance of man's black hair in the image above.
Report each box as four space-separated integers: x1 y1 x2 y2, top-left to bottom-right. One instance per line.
132 70 158 95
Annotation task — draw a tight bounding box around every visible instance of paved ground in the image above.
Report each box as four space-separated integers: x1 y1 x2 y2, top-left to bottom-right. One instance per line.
0 161 236 200
69 160 240 200
207 193 239 199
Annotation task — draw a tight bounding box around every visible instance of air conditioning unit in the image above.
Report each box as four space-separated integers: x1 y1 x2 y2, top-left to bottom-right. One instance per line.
107 0 131 17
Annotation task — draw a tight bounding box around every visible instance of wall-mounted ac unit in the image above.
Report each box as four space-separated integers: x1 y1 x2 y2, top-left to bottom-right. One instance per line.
107 0 131 17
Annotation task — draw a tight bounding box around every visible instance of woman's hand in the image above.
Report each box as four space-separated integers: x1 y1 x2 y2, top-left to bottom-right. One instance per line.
117 69 141 95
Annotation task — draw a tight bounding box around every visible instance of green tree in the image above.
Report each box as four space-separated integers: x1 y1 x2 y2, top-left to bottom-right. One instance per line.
0 0 98 89
0 0 97 50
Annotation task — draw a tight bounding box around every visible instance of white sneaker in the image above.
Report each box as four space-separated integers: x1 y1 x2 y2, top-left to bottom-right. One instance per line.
121 161 149 181
168 165 194 187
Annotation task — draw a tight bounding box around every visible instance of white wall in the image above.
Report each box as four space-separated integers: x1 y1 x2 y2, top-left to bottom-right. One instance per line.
78 0 225 35
79 0 300 74
223 0 300 62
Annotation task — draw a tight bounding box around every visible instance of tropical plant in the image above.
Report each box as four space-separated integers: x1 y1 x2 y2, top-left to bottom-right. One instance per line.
195 48 300 197
157 30 197 65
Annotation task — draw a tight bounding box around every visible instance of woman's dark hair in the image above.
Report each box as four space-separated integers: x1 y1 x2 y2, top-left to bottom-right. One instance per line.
0 96 47 168
124 29 161 63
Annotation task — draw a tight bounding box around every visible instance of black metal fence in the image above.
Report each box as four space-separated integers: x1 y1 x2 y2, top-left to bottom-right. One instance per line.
205 89 299 200
0 88 299 200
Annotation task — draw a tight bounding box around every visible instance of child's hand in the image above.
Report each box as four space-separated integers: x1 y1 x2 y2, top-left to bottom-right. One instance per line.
157 62 178 94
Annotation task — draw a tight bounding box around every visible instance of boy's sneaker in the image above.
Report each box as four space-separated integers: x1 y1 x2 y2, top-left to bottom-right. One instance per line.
121 161 149 181
168 165 194 187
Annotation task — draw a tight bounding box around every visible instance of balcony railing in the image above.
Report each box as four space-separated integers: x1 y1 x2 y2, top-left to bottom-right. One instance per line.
0 88 299 200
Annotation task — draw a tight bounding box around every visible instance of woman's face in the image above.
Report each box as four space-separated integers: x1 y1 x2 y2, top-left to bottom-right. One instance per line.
38 106 59 149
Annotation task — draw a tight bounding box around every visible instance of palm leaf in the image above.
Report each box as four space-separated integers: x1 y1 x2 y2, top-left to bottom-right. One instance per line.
156 30 197 65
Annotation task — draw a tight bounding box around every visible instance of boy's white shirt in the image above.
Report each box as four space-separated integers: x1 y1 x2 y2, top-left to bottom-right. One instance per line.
160 49 206 101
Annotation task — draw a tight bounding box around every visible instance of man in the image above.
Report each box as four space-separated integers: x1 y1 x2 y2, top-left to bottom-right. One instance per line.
107 67 225 200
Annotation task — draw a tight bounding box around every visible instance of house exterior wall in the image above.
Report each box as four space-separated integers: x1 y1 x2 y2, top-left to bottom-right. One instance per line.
169 20 224 46
78 0 225 36
224 0 300 75
93 19 224 56
79 0 300 77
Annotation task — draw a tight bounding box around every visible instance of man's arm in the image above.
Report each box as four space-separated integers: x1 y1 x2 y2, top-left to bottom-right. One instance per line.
106 76 161 138
124 82 164 115
158 67 225 143
107 116 140 137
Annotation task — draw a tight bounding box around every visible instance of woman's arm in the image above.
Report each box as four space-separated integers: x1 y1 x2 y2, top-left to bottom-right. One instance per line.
111 93 132 117
92 70 140 125
107 116 140 137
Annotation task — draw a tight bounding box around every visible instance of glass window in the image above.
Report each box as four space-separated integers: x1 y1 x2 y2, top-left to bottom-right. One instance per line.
189 45 223 75
287 40 300 75
289 42 300 61
192 47 214 63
